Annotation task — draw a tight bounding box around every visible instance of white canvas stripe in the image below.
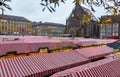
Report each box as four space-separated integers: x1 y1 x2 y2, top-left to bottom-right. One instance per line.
3 59 12 77
6 59 17 77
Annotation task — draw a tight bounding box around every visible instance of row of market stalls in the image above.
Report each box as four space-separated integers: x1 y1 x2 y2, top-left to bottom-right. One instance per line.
0 36 117 59
1 46 120 77
51 58 120 77
0 36 120 77
1 51 89 77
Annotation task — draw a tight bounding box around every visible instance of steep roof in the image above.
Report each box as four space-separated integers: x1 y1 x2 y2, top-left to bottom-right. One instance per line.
43 22 65 27
68 5 98 21
101 14 120 23
0 14 31 22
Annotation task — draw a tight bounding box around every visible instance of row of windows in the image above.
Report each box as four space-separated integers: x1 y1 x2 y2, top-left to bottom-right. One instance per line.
101 27 119 30
100 31 119 36
37 27 65 31
100 23 119 37
100 33 118 36
100 29 118 32
0 20 28 27
101 24 119 29
1 23 28 27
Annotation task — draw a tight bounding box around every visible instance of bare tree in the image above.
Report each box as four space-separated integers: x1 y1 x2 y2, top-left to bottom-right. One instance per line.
40 0 120 15
0 0 12 16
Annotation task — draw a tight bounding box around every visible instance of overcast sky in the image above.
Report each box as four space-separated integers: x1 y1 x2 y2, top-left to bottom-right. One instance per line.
1 0 108 25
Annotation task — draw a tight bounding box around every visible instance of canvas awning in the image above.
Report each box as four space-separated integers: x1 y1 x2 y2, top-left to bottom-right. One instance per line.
1 51 89 77
0 41 30 56
107 40 120 50
75 46 114 60
51 58 120 77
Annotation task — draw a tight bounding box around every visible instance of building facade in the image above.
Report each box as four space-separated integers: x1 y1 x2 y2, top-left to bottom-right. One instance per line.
0 15 33 35
100 15 120 39
65 5 99 38
33 22 65 36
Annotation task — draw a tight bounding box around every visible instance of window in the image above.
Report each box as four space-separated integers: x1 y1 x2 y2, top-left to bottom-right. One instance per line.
14 21 17 26
8 20 11 26
22 22 27 27
1 20 4 27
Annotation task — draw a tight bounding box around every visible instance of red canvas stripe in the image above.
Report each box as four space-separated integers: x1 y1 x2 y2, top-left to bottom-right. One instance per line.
71 73 76 77
20 57 32 76
24 56 42 77
90 66 101 77
23 57 37 76
1 60 7 77
2 59 12 77
6 59 18 77
81 70 87 77
75 71 83 77
95 65 104 76
102 64 113 77
15 57 26 76
25 56 43 76
33 56 46 76
97 65 107 77
34 55 47 76
108 60 120 76
85 69 93 77
87 68 95 77
10 58 22 76
12 58 24 76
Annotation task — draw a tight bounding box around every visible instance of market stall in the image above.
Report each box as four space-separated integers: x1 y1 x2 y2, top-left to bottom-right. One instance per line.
1 51 89 77
51 58 120 77
75 46 114 60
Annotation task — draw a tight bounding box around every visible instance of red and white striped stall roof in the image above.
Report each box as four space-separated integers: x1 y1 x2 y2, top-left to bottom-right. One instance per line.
28 41 76 51
75 46 114 60
0 36 116 56
66 38 116 46
0 37 76 56
0 41 31 56
76 40 97 46
1 51 89 77
51 58 120 77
